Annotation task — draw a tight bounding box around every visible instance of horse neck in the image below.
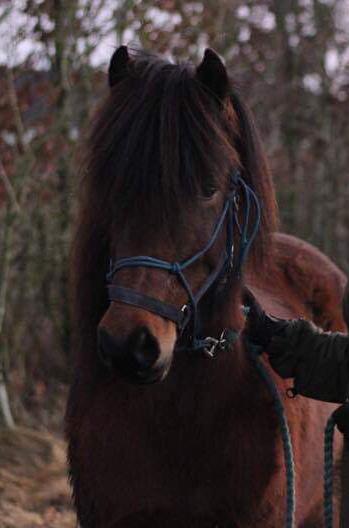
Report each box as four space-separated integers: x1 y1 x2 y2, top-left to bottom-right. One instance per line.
199 277 246 339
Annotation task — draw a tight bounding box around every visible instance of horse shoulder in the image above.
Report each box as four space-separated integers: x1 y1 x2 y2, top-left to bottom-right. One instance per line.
246 232 347 331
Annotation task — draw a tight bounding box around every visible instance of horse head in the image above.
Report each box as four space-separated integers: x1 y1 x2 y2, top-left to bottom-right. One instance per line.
74 46 277 384
68 48 343 528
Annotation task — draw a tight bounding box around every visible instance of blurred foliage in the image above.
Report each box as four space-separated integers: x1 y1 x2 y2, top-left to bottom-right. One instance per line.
0 0 348 424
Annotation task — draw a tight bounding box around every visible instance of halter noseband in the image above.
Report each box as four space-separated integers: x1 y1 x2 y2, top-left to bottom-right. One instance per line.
106 169 261 355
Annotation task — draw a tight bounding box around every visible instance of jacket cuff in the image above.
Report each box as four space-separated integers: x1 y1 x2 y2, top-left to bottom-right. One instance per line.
267 319 317 379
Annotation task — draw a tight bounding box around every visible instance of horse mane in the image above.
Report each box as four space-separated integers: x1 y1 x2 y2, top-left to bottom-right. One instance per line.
70 50 278 358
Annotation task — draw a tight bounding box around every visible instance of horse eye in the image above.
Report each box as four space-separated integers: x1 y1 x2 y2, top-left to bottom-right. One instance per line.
201 184 218 199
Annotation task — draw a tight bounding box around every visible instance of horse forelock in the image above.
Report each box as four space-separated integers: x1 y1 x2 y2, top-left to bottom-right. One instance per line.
72 51 278 349
85 55 242 222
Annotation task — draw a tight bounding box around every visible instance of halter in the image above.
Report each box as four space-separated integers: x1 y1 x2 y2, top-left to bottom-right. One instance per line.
107 169 261 355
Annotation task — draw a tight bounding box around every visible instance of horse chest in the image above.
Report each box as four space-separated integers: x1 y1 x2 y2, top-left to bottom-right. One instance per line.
68 364 282 527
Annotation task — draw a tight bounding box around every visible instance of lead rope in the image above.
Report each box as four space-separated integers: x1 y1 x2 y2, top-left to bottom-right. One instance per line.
324 414 336 528
250 338 338 528
248 343 296 528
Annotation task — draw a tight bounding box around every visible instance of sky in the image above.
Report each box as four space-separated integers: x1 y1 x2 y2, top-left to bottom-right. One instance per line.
0 0 118 67
0 0 348 94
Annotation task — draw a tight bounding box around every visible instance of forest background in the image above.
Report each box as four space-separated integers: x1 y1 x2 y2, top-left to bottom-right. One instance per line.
0 0 348 430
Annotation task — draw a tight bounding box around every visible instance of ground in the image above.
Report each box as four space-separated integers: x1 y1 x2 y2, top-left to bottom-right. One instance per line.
0 427 76 528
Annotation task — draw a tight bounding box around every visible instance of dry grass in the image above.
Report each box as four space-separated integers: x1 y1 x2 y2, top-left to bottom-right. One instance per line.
0 427 76 528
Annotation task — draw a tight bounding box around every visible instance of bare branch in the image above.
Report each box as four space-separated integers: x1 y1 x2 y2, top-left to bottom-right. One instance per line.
0 159 20 214
5 67 33 157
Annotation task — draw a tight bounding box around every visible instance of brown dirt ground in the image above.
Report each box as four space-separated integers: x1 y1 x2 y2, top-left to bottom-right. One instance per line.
0 427 76 528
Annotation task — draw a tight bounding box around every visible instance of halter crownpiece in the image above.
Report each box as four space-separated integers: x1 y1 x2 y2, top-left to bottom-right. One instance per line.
106 168 261 355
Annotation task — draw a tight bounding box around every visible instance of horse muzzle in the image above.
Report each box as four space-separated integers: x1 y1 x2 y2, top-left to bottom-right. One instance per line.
98 325 173 384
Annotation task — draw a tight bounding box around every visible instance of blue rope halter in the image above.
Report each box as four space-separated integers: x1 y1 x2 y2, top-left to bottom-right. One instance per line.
107 168 261 355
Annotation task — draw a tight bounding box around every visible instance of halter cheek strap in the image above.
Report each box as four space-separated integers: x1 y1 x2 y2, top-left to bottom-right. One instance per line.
106 169 261 354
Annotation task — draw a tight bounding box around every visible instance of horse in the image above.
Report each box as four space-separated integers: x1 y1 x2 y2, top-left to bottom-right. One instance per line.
66 47 346 527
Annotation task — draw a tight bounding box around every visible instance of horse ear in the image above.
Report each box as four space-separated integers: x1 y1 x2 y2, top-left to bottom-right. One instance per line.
108 46 130 88
196 48 229 101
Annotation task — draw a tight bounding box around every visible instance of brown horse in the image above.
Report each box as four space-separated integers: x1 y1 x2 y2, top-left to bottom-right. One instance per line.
66 47 346 527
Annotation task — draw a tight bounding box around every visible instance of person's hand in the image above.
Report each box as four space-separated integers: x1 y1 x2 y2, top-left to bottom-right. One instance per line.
243 288 290 349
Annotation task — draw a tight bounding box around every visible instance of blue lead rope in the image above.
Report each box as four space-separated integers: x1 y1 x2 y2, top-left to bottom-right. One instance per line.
324 414 336 528
248 343 296 528
249 339 339 528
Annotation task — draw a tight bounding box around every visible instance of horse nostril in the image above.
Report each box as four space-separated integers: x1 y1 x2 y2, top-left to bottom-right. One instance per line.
129 327 160 371
97 326 160 374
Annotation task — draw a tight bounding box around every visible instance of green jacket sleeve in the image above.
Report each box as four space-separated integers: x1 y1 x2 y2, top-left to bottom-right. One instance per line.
268 319 349 403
